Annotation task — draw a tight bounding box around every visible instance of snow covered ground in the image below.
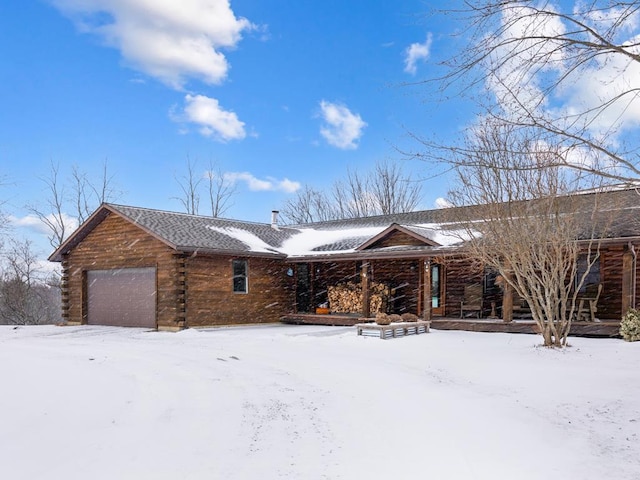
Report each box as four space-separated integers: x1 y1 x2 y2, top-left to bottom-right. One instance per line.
1 324 638 480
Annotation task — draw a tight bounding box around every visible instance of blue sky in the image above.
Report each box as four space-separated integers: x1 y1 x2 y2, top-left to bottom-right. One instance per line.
0 1 480 262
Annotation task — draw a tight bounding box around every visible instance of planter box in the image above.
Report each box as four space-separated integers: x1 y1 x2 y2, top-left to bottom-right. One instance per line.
355 320 431 339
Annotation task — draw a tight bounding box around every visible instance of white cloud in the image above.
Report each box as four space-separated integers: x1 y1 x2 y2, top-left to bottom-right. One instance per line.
277 178 302 193
174 94 246 142
559 35 640 139
404 33 432 75
10 213 79 237
486 4 566 118
51 0 253 89
434 197 453 209
224 172 301 193
318 100 367 150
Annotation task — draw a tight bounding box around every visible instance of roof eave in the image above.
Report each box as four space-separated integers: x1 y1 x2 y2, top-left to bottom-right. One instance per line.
286 246 460 263
178 246 287 259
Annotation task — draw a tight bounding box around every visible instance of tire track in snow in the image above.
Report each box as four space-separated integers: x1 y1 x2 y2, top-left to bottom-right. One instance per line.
234 369 339 479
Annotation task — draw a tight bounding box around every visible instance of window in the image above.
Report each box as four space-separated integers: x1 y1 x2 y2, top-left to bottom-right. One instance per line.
232 259 248 293
431 264 441 308
576 254 601 293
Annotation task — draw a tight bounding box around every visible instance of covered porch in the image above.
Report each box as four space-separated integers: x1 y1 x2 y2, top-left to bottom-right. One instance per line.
283 249 629 337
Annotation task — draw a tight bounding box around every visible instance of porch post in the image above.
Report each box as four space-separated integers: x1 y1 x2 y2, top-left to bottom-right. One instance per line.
423 259 432 321
502 272 513 323
361 262 370 318
622 249 634 313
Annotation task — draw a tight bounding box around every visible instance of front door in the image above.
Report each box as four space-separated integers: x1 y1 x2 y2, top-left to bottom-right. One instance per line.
431 263 445 316
296 264 311 313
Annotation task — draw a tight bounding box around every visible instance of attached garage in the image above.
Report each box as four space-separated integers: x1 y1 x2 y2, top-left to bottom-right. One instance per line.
49 204 295 330
86 267 157 328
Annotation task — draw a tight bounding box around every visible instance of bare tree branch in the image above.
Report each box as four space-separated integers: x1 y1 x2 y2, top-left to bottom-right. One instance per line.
172 156 202 215
0 238 59 325
29 161 68 249
206 160 236 217
421 0 640 183
281 160 423 223
29 160 122 249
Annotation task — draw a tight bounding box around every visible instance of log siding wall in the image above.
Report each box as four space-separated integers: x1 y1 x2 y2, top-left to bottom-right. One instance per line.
600 247 625 320
370 259 421 315
185 255 293 326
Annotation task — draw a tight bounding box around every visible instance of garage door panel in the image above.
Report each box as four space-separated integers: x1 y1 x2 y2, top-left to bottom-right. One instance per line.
87 267 156 328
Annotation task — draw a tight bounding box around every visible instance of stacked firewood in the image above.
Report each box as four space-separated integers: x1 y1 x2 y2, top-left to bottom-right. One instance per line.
327 282 390 314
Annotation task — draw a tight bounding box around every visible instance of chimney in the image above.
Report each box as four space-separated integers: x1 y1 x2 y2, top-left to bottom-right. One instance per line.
271 210 279 230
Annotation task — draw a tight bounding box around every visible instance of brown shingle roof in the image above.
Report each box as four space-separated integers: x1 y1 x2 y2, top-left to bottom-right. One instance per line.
49 186 640 262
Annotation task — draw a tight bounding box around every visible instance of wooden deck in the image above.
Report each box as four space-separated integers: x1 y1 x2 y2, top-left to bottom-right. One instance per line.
281 313 621 337
281 313 367 326
430 319 621 337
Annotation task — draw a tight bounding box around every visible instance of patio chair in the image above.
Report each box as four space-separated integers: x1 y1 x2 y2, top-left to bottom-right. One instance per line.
460 283 483 318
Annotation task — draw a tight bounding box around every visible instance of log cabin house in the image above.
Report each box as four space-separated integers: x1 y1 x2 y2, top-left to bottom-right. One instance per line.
49 187 640 334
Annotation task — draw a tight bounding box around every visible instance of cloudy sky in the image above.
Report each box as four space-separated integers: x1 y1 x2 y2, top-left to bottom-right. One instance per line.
2 1 468 254
2 0 639 261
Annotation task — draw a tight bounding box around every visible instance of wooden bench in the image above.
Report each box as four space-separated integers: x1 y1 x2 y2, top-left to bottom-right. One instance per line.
355 320 431 339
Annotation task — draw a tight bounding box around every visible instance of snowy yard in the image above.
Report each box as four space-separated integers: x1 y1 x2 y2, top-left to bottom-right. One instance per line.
1 325 638 480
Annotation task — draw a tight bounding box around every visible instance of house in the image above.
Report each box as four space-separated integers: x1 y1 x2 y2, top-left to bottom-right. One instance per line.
49 187 640 331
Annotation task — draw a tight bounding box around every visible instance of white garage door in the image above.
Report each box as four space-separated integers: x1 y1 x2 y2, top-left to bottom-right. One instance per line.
87 267 157 328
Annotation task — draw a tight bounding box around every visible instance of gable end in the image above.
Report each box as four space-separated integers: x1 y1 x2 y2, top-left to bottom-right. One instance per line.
356 223 440 251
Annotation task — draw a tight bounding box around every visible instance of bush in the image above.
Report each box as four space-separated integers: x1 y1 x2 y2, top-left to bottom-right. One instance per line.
388 314 402 323
620 309 640 342
401 313 419 322
375 312 391 325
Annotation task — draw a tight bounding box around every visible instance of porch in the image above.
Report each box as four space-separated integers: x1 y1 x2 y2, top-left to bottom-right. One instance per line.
286 248 631 339
280 313 622 337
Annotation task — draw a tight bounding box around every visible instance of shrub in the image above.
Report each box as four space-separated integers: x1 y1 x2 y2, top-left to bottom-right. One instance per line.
375 312 391 325
620 308 640 342
388 314 402 323
401 313 418 322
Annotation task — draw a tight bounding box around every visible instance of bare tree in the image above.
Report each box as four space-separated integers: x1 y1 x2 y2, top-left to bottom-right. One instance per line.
281 160 422 223
371 160 422 215
0 239 59 325
0 174 9 235
205 160 236 217
447 122 605 347
280 185 338 224
173 157 202 215
74 159 120 224
332 168 378 219
29 162 68 249
29 160 120 249
419 0 640 184
173 158 237 217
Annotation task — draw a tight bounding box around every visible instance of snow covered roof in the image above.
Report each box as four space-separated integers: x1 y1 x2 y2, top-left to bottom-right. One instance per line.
49 186 640 263
49 204 463 262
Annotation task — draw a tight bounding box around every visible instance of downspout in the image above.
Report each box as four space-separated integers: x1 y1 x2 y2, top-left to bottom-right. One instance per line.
630 242 637 309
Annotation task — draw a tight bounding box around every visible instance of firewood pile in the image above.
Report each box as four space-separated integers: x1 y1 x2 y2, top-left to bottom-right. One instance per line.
327 281 390 314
